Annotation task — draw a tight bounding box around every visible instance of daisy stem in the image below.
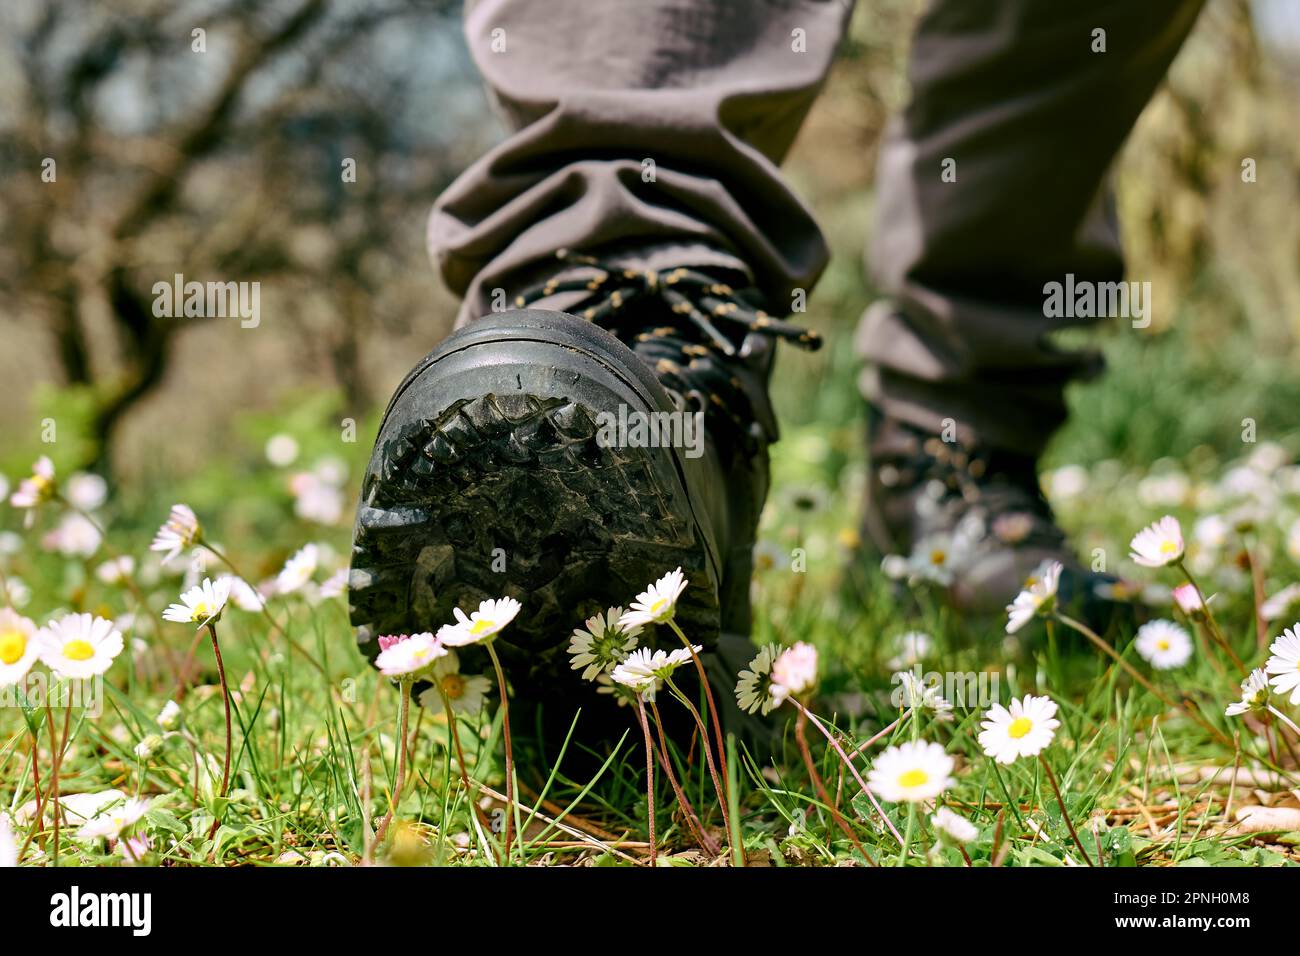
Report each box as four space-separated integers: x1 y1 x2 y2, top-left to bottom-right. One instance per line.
896 805 916 867
635 696 657 868
989 761 1026 832
990 809 1008 867
1267 705 1300 738
200 539 328 679
792 704 876 866
28 729 44 824
648 699 718 854
50 694 73 866
789 699 906 848
204 620 233 841
373 679 411 847
438 683 503 865
666 620 732 807
1054 611 1231 746
664 677 732 840
1176 560 1246 674
484 642 515 864
1039 755 1093 866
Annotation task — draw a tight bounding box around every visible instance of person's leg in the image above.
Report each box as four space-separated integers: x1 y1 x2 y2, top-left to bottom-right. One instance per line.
856 0 1204 611
353 0 852 735
861 0 1205 457
432 0 853 325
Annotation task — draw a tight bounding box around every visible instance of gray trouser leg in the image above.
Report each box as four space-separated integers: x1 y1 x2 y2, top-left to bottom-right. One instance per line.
860 0 1205 456
431 0 853 325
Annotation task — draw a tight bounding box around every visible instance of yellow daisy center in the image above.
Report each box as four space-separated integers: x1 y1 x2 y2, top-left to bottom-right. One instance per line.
468 618 495 636
63 639 95 661
0 629 27 665
1156 639 1170 651
648 598 668 614
898 769 929 789
1007 717 1033 739
441 674 465 698
31 474 51 492
190 602 211 621
1159 540 1178 555
930 549 947 566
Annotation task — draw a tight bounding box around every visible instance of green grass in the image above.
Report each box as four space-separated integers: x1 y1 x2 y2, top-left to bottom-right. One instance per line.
2 380 1299 866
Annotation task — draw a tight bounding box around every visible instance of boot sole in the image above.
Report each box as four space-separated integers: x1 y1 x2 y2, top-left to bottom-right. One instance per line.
349 310 723 686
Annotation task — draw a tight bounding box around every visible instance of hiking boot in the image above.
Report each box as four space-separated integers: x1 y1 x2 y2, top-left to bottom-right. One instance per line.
861 407 1130 626
348 250 818 738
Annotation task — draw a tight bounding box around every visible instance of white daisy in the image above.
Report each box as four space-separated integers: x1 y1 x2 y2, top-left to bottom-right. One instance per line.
735 643 781 716
1 577 30 609
0 814 15 867
1134 619 1193 670
56 790 129 827
150 504 201 564
931 806 979 843
1264 625 1300 705
77 796 149 841
609 645 699 698
118 834 152 863
866 740 955 803
0 608 40 688
375 632 446 679
595 671 638 707
887 631 932 669
41 512 102 558
37 613 125 679
9 456 56 510
1171 582 1207 617
1193 513 1230 550
881 554 910 581
1005 560 1062 633
893 671 954 720
276 543 319 594
978 695 1060 764
65 472 108 511
1225 668 1271 717
318 568 349 599
417 651 492 717
222 575 265 612
907 533 967 587
95 556 135 586
618 568 689 629
567 607 640 681
1261 584 1300 622
438 596 522 647
752 541 789 572
1129 515 1184 568
162 577 231 627
156 699 182 730
265 433 299 468
770 641 817 704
